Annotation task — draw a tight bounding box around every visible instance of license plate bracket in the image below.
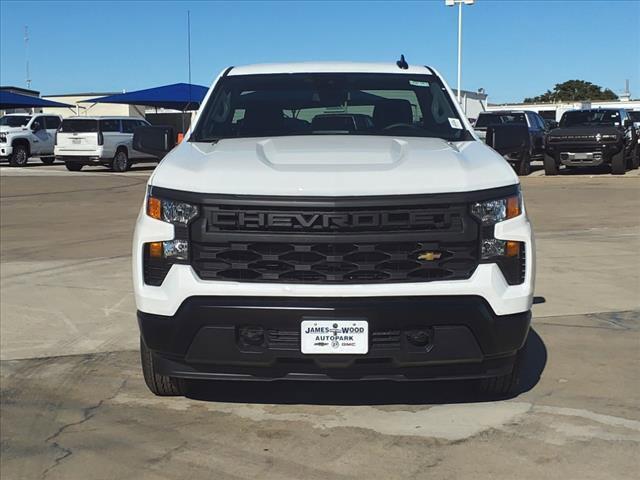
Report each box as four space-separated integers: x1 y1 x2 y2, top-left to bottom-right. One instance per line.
301 318 369 354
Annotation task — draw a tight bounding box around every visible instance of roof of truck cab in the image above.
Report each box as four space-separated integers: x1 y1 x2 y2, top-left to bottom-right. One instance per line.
228 62 435 76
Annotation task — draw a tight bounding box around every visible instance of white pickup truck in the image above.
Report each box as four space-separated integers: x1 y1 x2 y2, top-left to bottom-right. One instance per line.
0 113 62 166
132 60 535 398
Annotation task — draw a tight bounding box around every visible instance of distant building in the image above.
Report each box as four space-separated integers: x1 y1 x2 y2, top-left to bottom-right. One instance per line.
458 89 488 120
487 98 640 121
41 93 146 118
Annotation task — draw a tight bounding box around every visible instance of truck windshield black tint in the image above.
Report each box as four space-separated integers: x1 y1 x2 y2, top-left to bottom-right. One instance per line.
475 113 526 128
0 116 31 127
560 110 621 128
192 73 470 142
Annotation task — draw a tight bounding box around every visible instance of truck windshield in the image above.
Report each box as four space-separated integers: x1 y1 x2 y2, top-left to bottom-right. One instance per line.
192 73 470 142
627 111 640 122
560 110 621 128
0 115 31 127
60 119 98 133
475 113 526 128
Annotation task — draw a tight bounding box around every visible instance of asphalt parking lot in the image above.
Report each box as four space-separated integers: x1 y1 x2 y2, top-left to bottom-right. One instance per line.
1 160 639 480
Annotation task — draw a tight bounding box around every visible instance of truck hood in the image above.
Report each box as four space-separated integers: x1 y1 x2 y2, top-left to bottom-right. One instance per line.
150 135 518 196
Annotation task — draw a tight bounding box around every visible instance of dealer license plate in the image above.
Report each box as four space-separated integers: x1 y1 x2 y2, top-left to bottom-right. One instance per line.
301 319 368 354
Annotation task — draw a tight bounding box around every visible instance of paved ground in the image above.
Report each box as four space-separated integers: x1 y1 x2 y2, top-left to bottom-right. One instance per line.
1 159 639 479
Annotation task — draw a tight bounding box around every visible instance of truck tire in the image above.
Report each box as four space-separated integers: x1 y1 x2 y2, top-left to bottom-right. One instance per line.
140 337 187 396
65 161 83 172
9 144 29 167
41 156 56 165
111 149 130 172
610 151 626 175
543 153 558 176
517 151 531 176
476 350 522 397
630 146 639 170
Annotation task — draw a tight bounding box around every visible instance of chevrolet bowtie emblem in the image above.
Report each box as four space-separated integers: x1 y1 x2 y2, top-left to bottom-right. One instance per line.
418 251 442 261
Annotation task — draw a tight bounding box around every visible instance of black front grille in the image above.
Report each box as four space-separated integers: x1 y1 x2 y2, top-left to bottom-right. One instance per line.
191 240 478 283
184 193 483 284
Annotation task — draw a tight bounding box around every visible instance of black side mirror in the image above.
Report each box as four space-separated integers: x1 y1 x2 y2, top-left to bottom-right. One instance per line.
623 119 632 128
31 121 42 132
133 126 177 159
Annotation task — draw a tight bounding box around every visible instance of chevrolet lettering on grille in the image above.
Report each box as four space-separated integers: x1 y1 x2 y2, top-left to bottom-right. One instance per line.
207 210 453 231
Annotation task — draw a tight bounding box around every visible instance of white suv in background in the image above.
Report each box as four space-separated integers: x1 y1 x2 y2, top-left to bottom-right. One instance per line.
0 113 62 166
55 116 157 172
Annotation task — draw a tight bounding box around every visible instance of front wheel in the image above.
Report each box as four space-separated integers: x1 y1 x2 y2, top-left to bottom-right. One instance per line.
630 145 639 170
517 151 531 176
41 156 56 165
111 150 129 172
140 338 186 396
543 153 558 176
9 145 29 167
476 350 522 397
610 151 626 175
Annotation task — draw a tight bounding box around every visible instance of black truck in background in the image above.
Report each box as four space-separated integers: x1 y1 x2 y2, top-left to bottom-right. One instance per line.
544 109 639 175
474 110 547 176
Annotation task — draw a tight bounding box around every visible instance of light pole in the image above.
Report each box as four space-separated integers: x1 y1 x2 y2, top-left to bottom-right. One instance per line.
445 0 475 105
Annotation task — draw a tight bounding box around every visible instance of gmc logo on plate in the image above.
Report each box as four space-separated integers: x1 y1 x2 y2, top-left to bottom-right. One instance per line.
207 211 451 230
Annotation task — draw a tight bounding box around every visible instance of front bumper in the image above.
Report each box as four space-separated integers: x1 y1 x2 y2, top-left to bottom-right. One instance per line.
546 143 622 167
139 295 530 381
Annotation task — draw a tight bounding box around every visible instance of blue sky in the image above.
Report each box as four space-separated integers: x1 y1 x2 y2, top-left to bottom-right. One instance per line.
1 0 638 103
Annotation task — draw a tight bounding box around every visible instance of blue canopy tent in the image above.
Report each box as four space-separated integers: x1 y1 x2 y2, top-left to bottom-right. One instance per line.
0 91 73 109
84 83 209 111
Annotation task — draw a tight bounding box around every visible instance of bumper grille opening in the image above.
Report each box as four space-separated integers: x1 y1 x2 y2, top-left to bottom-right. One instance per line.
143 246 172 286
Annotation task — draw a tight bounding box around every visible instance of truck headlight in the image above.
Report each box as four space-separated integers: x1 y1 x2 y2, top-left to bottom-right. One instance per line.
471 194 520 227
0 134 7 143
147 196 198 225
143 193 199 285
471 191 525 285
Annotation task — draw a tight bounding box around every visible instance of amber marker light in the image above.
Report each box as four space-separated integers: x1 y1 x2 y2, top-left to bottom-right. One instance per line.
147 196 162 220
506 195 521 220
506 241 521 257
148 242 163 258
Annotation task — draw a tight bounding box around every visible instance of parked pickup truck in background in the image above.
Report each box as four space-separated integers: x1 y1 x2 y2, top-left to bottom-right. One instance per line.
544 109 639 175
474 110 547 176
0 113 62 166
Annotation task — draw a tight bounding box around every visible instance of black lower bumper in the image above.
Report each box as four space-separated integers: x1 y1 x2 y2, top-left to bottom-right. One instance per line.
546 144 622 167
138 296 530 381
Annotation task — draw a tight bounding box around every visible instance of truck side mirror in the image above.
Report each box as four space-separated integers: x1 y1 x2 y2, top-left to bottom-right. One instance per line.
623 119 632 128
133 126 177 159
31 121 43 132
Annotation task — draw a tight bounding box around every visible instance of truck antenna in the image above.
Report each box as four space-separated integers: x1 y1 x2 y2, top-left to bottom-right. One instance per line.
396 54 409 70
24 25 31 89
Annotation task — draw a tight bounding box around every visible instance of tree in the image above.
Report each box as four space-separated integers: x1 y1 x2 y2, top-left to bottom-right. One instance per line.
524 80 618 103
